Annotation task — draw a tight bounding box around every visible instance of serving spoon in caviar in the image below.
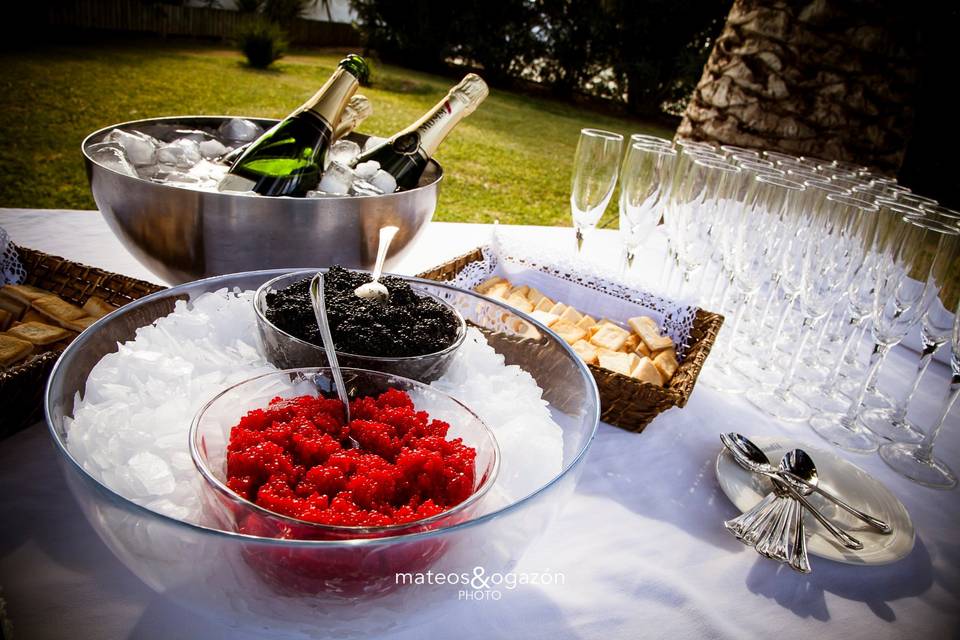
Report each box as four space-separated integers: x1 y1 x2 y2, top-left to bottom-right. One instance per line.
354 225 399 303
310 272 359 449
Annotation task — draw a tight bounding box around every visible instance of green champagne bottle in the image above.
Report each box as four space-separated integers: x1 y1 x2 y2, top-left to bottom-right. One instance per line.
352 74 488 190
218 54 369 196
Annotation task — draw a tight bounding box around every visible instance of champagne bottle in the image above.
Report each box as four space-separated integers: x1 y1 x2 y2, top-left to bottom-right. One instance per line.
352 74 488 190
218 54 369 196
333 95 373 140
223 95 372 168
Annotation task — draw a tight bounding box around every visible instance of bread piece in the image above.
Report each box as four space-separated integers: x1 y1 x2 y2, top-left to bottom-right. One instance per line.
548 302 568 316
5 321 70 345
530 310 559 327
534 298 554 312
653 348 679 382
0 334 33 367
510 285 530 298
476 276 507 294
631 356 664 386
526 287 546 305
485 282 511 300
558 306 583 325
61 316 97 332
32 295 87 323
628 316 673 352
0 295 26 320
505 293 534 313
634 340 652 358
570 339 598 365
550 320 587 345
0 308 11 331
576 315 596 330
597 349 633 376
82 296 116 318
589 323 630 352
0 284 49 304
623 334 640 353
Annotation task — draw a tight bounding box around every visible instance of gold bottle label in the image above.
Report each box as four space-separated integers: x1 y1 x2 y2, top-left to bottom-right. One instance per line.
400 74 489 157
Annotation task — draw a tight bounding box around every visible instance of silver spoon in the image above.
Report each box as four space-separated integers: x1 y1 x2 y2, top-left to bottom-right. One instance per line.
780 451 812 573
723 432 890 534
720 433 864 550
354 225 399 302
310 272 358 449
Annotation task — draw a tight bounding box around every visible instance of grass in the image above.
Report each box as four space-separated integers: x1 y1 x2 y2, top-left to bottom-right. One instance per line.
0 41 673 226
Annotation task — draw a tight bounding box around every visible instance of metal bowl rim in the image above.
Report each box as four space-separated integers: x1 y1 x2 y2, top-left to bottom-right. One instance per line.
81 114 443 200
45 268 600 549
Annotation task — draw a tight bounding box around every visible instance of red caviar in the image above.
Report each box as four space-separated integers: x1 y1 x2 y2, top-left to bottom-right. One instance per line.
225 389 476 527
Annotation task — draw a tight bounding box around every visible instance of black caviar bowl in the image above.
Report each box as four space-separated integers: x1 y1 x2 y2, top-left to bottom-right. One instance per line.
254 269 468 383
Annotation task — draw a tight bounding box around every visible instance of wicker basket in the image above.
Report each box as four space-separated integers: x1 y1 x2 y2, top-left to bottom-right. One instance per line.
1 246 165 438
418 247 724 432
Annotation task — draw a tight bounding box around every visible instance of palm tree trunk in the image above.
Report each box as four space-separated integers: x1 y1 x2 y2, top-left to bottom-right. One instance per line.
678 0 919 172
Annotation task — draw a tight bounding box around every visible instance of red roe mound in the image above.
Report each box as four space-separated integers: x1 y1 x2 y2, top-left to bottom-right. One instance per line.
225 389 477 527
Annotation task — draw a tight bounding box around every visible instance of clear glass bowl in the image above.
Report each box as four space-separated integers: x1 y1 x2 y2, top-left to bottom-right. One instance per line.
254 270 467 383
190 367 500 596
45 270 600 637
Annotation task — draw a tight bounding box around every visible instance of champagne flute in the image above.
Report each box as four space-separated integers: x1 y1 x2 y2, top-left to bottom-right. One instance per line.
808 217 960 452
618 142 677 276
571 128 623 253
879 298 960 488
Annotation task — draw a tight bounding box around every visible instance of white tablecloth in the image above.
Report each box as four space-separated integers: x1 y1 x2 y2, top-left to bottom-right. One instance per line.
1 208 958 640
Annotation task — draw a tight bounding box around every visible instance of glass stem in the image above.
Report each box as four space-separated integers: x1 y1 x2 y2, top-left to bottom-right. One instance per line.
768 291 796 361
842 342 890 424
776 315 818 398
915 374 960 462
757 279 780 333
723 290 751 356
844 321 869 367
823 315 862 388
894 338 944 423
812 306 835 354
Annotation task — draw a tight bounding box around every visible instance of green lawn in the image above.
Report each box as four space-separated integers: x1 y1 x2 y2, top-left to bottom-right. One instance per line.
0 42 673 226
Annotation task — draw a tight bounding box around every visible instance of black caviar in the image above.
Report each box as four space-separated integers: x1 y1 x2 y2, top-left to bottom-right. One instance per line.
265 266 461 357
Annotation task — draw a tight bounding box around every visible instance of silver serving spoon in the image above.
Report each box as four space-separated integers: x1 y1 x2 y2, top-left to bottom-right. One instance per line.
780 451 813 573
720 433 864 550
723 432 890 533
354 225 399 302
310 272 358 449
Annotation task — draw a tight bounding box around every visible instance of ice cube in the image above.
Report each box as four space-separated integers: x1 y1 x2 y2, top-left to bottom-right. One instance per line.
173 129 215 143
105 129 159 166
350 179 383 196
128 451 176 496
187 159 229 186
218 118 262 143
370 169 398 194
354 160 380 180
156 139 202 169
326 139 361 168
316 161 354 195
87 142 138 177
305 190 334 198
198 139 228 159
363 136 387 153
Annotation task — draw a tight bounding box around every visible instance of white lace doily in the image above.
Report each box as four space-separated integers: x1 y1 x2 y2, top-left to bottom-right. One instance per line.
447 235 699 360
0 228 26 285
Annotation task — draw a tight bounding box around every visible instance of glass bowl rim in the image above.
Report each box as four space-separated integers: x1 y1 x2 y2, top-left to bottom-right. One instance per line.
44 268 600 549
189 365 501 536
254 269 468 363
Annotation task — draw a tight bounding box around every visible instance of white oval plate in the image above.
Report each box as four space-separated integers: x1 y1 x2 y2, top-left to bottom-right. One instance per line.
716 436 915 565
